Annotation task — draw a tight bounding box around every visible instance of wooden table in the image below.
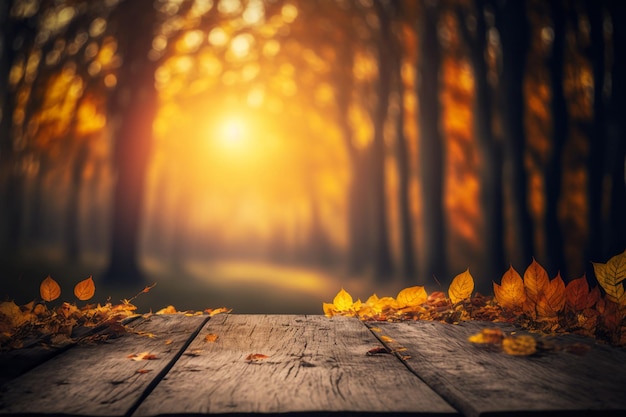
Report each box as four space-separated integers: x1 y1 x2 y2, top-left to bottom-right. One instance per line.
1 314 625 417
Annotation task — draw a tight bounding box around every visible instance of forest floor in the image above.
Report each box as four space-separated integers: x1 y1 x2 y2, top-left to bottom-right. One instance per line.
1 248 411 314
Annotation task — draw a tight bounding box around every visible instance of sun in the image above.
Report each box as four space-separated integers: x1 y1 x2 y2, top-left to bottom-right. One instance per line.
219 117 247 149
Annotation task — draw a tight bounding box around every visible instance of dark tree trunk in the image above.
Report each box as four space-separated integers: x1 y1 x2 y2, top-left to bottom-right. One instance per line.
585 0 607 264
458 0 505 281
545 0 568 277
394 51 417 281
417 1 447 283
606 0 626 257
66 141 89 262
371 0 394 280
495 0 534 270
104 0 159 283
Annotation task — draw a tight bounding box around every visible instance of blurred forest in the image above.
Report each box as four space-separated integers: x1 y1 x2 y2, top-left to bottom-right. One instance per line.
0 0 624 311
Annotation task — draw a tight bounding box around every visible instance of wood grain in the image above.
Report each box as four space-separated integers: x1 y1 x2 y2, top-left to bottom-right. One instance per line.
367 320 626 417
0 314 207 416
134 314 457 416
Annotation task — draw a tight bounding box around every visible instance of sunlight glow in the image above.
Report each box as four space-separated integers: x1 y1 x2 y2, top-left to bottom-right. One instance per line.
218 117 246 150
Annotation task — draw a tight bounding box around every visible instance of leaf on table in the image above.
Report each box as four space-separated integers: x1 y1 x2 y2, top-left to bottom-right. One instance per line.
136 369 152 374
592 249 626 305
468 328 504 345
494 266 526 310
128 351 158 361
204 333 218 342
366 346 390 355
40 275 61 302
449 268 474 304
245 353 269 361
380 335 394 343
502 335 536 356
396 286 428 307
74 276 95 301
205 307 232 316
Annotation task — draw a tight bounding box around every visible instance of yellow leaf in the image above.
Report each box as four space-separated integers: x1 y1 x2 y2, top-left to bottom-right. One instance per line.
396 286 428 308
74 276 95 301
156 305 177 315
592 249 626 305
333 288 353 311
449 269 474 304
467 328 504 345
322 302 336 318
493 266 526 310
40 275 61 302
502 335 536 356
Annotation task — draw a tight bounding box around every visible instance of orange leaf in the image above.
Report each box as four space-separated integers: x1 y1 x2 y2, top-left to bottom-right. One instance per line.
536 273 566 318
156 305 177 315
204 333 218 343
523 259 549 315
396 286 428 307
74 276 95 301
468 328 504 345
245 353 269 361
136 369 152 374
448 269 474 304
565 276 592 311
128 351 158 361
40 276 61 302
494 266 526 310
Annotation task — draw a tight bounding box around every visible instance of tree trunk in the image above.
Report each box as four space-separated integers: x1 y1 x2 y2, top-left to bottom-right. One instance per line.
495 0 534 270
585 0 607 264
66 141 89 262
371 0 394 280
606 0 626 258
104 0 159 284
394 58 417 281
545 0 568 277
458 0 505 281
418 1 447 283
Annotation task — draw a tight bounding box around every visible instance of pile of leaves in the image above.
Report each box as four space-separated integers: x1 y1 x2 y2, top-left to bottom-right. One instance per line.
0 276 229 351
324 250 626 348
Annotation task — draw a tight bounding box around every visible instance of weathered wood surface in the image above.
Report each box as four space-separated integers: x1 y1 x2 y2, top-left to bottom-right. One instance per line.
0 316 141 387
367 320 626 417
0 314 208 416
134 314 457 416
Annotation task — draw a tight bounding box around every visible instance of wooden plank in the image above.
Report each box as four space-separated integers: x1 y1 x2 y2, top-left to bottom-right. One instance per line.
367 320 626 417
0 316 141 387
0 314 207 416
134 314 458 416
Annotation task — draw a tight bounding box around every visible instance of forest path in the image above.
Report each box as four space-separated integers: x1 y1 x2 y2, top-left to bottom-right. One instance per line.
2 250 408 314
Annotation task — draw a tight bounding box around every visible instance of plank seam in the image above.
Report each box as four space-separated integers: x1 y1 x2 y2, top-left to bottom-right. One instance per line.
124 315 211 417
362 321 464 416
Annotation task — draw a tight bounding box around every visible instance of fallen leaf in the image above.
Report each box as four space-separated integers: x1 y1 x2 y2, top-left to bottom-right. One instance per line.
136 369 152 374
245 353 269 361
74 276 95 301
502 335 536 356
128 351 158 361
204 333 218 343
536 274 566 318
164 339 173 345
40 276 61 302
333 288 353 311
396 286 428 307
592 249 626 305
494 266 526 310
468 328 504 345
380 335 394 343
156 305 177 315
366 346 390 355
565 276 593 311
449 269 474 304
